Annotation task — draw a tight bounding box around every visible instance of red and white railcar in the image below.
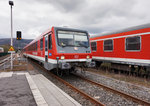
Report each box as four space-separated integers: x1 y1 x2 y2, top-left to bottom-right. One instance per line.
90 24 150 72
23 26 94 75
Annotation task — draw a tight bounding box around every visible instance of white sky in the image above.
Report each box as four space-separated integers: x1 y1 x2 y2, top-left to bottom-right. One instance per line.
0 0 150 39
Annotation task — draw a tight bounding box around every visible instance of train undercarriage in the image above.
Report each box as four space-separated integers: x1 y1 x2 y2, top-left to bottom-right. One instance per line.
95 61 150 78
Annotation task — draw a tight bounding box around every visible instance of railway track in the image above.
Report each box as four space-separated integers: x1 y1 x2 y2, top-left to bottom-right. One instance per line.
72 73 150 106
30 59 105 106
30 59 150 106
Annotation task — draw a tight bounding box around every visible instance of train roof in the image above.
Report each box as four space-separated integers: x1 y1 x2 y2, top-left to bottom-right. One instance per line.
54 26 88 33
23 27 52 49
90 23 150 38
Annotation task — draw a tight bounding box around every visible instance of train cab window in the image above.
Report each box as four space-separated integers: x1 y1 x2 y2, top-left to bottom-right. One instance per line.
126 36 141 51
57 31 89 47
91 42 97 51
48 34 52 50
40 38 43 50
104 39 113 51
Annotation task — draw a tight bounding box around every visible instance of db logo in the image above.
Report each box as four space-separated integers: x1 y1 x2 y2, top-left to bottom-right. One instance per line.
74 55 79 59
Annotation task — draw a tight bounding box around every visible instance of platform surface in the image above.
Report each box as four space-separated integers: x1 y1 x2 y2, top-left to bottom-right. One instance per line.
0 71 81 106
0 72 37 106
32 74 81 106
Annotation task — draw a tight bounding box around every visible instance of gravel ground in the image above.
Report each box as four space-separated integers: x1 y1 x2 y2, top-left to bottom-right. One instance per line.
29 61 94 106
77 70 150 103
62 74 138 106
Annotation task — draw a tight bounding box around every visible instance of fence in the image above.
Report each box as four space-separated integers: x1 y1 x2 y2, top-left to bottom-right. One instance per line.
0 55 28 71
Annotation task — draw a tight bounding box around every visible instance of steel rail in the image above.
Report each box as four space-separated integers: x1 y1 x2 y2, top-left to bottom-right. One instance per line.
73 73 150 106
30 60 105 106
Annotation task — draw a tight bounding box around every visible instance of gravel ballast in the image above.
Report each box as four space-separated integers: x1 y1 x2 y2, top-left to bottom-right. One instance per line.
77 70 150 103
62 74 138 106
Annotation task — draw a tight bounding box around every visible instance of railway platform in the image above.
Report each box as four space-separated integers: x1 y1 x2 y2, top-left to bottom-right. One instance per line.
0 71 81 106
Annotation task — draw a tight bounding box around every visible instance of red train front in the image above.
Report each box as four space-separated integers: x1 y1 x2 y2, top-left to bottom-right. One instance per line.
23 27 95 75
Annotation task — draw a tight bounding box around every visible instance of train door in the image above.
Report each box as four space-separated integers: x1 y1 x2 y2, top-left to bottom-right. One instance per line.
48 34 52 56
45 35 48 62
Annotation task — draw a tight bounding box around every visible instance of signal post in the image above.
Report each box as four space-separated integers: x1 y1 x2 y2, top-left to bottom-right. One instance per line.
9 1 14 70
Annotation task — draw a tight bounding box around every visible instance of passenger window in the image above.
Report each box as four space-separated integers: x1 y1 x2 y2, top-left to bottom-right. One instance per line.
40 38 43 50
91 42 97 51
48 34 52 50
126 36 141 51
104 39 113 51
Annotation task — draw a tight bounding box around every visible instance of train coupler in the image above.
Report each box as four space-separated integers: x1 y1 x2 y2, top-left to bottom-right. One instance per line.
59 62 71 69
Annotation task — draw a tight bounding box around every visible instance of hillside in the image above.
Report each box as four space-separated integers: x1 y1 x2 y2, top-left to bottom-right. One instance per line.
0 38 33 51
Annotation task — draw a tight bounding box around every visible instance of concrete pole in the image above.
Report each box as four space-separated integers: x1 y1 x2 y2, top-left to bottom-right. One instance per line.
10 5 13 70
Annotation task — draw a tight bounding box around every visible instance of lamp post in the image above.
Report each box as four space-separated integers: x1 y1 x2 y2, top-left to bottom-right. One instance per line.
9 1 14 70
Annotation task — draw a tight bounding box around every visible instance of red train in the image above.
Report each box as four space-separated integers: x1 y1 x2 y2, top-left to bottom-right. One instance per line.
90 24 150 75
23 26 95 76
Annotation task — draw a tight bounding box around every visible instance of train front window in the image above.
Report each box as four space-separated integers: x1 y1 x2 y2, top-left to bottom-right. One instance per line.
57 31 89 47
58 31 74 46
74 32 88 47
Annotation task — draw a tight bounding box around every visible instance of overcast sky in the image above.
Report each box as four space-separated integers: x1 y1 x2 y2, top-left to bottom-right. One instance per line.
0 0 150 39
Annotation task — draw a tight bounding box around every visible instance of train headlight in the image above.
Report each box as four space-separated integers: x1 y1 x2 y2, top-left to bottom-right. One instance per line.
61 56 65 60
87 55 90 59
